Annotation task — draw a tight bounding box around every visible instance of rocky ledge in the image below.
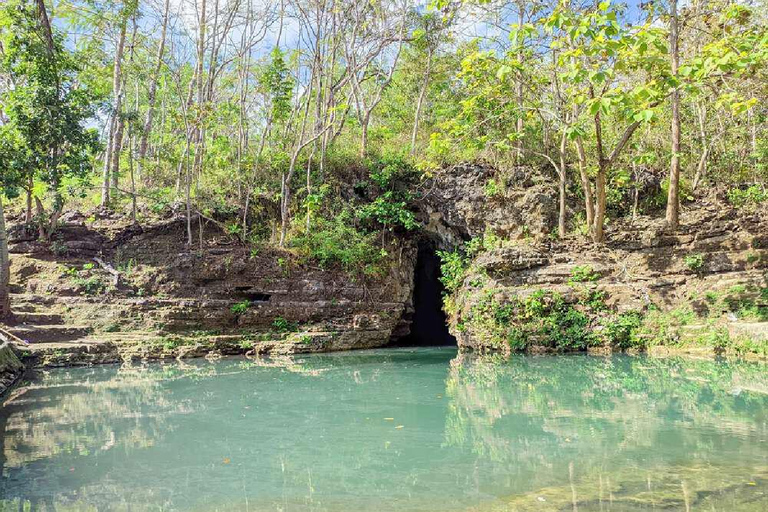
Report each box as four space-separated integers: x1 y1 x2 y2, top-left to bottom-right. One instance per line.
445 199 767 355
5 213 417 368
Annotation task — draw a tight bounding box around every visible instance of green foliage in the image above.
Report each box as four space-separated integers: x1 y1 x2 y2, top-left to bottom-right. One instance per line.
291 211 387 277
720 285 768 322
368 153 416 188
632 306 697 347
358 154 420 232
727 185 767 208
272 316 297 333
568 265 600 284
581 289 608 312
63 264 106 295
231 300 250 315
599 311 644 349
483 179 501 198
467 290 595 352
258 47 294 124
0 1 99 211
437 250 468 295
683 253 705 272
358 192 419 231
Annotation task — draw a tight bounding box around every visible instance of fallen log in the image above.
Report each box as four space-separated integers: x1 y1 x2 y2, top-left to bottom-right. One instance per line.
0 326 29 346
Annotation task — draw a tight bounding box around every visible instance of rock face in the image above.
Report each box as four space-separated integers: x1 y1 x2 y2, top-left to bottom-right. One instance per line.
7 215 417 367
446 199 768 355
0 342 24 395
419 163 558 248
3 161 766 366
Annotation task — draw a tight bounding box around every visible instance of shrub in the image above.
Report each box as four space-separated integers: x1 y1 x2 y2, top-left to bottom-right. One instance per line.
357 153 420 232
467 290 594 351
65 265 107 296
358 192 419 231
704 327 732 352
484 179 501 198
600 311 644 349
292 211 387 277
231 300 250 315
727 185 767 208
272 316 297 333
683 253 705 272
568 265 599 283
437 250 468 294
581 289 608 311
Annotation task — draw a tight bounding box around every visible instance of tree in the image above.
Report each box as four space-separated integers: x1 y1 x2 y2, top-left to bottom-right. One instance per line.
546 1 668 242
665 0 681 229
0 0 99 241
0 128 25 320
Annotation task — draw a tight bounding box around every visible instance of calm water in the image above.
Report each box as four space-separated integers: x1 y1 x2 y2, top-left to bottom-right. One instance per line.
1 349 768 511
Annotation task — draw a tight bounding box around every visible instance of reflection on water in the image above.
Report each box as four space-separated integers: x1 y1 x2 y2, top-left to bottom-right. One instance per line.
1 349 767 511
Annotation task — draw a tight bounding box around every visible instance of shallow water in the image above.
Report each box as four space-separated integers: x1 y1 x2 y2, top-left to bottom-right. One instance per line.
1 349 768 511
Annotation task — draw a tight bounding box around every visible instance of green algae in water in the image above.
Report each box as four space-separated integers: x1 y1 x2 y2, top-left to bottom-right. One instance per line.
0 349 767 511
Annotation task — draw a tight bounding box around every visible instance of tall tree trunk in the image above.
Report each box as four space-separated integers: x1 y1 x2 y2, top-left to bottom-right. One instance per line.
665 0 681 230
558 130 567 237
594 164 607 243
691 104 708 191
128 115 137 223
360 111 370 159
137 0 170 179
515 2 525 163
34 0 55 54
110 18 137 192
575 136 594 230
25 176 33 223
101 15 128 207
410 48 432 155
592 102 607 243
188 0 207 246
0 195 11 320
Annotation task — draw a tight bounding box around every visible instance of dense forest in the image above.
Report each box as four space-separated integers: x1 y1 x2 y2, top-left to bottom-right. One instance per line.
0 0 766 319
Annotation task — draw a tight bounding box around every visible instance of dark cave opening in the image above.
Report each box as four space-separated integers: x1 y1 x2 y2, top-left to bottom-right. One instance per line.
396 241 457 347
234 287 271 302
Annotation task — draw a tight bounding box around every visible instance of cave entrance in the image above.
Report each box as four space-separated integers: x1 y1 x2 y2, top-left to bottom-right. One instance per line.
396 241 457 347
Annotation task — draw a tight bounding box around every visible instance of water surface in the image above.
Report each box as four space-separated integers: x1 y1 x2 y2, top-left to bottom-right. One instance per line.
1 349 768 511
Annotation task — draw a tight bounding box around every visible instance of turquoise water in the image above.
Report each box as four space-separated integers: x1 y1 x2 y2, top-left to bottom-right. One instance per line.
1 349 768 511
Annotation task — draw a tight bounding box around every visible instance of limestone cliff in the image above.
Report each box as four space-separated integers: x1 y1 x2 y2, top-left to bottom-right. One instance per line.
2 162 766 369
6 214 416 366
420 165 767 355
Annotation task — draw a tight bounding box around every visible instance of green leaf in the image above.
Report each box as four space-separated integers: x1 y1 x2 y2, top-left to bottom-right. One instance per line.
496 64 513 80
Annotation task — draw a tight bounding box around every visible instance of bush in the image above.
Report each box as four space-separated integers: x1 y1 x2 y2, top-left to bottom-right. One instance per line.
358 192 419 231
684 253 705 272
727 185 767 208
272 316 297 333
357 153 420 232
231 300 250 315
437 250 469 294
568 265 599 283
292 211 387 277
600 311 644 349
467 290 594 351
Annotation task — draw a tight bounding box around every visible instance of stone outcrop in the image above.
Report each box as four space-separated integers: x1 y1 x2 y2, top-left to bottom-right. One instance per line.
0 342 24 395
2 161 766 369
446 197 768 355
5 215 417 367
418 163 558 248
